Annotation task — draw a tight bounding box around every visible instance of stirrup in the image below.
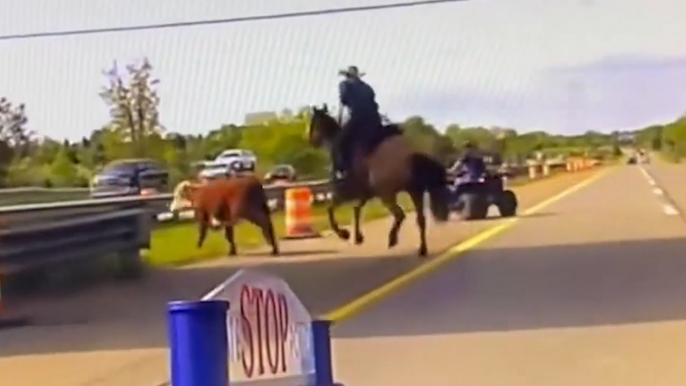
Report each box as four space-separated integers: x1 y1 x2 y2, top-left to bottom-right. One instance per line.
210 217 222 229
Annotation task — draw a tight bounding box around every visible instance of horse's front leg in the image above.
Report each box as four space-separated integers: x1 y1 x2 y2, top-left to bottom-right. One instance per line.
352 197 369 245
327 194 351 240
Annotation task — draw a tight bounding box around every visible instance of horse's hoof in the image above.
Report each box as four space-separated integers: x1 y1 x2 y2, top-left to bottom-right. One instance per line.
418 247 428 257
388 237 398 249
270 250 279 257
354 234 364 245
337 229 351 240
228 250 237 257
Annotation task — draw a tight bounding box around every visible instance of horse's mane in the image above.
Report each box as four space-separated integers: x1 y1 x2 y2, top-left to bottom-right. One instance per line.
311 107 341 139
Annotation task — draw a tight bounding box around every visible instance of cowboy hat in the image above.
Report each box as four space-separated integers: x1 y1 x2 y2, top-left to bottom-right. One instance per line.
338 65 365 77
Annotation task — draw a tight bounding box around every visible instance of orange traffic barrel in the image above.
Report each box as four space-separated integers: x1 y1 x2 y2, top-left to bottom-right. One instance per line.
284 188 320 239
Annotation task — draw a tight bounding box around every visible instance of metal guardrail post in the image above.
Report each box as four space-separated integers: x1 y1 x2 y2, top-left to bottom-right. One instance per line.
167 300 230 386
136 210 153 249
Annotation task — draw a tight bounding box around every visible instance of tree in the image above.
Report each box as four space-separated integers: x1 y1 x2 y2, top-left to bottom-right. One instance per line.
203 125 243 158
48 147 79 187
662 118 686 159
445 125 498 151
99 58 164 158
0 97 33 158
401 116 443 155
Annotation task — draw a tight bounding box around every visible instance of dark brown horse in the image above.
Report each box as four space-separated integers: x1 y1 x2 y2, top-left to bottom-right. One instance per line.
307 105 450 257
171 176 279 256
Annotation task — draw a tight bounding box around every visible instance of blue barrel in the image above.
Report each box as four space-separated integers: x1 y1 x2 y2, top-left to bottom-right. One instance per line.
167 300 230 386
312 319 334 386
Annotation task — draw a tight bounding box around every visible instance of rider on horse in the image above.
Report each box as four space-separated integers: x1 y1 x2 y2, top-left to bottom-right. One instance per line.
333 65 383 184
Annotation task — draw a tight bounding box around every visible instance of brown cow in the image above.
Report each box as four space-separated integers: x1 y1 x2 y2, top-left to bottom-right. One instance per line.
171 176 279 256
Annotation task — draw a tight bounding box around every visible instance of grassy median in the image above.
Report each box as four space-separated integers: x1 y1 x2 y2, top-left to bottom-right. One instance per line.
143 195 415 266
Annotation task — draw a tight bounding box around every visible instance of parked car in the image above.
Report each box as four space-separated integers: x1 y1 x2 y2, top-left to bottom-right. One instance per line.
213 149 257 172
90 158 169 198
264 164 297 184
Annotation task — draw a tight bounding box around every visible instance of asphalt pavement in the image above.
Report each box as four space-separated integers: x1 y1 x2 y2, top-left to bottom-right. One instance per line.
332 164 686 386
0 169 603 386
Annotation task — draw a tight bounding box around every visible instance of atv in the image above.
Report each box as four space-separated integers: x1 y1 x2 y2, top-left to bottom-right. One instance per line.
449 170 518 220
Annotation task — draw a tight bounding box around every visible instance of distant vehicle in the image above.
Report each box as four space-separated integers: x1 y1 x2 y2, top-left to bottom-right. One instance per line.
210 149 257 173
197 163 231 180
264 164 297 184
90 158 169 198
449 169 518 220
637 150 650 164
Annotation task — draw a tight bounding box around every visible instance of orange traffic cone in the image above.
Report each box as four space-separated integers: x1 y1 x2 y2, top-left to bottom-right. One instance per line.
283 188 320 239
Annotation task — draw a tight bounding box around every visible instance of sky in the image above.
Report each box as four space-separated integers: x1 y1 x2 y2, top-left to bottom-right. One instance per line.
1 0 685 140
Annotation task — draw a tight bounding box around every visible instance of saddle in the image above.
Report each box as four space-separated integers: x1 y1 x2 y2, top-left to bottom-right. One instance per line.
364 123 403 154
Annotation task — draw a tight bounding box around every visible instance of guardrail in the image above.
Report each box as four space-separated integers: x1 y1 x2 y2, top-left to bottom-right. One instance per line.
0 208 151 303
0 186 91 207
0 179 332 226
0 186 90 194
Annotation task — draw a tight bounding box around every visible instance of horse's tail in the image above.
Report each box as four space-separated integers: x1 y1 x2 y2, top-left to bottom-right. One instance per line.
410 153 450 222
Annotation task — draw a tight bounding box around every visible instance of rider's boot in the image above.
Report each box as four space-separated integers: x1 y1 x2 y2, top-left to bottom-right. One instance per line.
331 168 349 190
331 150 351 188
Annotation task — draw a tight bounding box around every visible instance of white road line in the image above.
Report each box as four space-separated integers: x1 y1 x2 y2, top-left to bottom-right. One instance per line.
638 166 651 179
663 204 679 216
637 166 657 184
638 167 681 217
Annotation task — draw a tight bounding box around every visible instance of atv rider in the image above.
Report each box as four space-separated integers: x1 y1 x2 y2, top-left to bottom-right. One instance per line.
332 65 383 185
449 140 487 187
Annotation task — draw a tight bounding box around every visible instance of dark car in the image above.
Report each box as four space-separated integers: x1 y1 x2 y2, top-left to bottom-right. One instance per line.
90 158 169 198
264 164 297 184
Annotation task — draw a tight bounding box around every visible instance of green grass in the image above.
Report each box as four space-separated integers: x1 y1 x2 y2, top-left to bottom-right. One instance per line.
143 194 415 267
658 151 682 164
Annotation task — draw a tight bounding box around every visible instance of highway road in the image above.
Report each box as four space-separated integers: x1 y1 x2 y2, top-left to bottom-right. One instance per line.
0 169 598 386
331 161 686 386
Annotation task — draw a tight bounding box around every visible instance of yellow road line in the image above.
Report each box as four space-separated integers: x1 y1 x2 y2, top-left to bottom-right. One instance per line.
323 167 614 323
